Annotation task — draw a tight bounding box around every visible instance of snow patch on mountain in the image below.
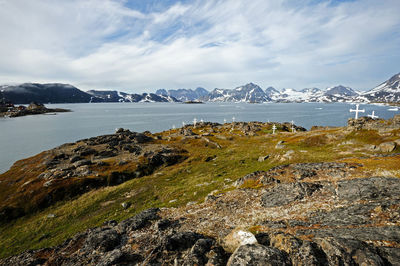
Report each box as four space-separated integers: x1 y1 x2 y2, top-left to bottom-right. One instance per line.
360 72 400 102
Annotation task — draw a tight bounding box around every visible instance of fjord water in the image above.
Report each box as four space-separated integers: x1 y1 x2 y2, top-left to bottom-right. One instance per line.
0 102 397 173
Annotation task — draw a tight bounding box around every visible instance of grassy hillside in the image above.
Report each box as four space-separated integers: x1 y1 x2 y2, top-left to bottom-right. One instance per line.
1 121 399 258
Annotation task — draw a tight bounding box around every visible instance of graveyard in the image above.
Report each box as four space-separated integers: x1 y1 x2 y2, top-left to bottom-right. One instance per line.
0 115 400 264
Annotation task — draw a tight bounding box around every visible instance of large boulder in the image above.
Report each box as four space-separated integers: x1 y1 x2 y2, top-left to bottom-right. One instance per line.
227 244 291 266
379 141 397 152
223 229 258 253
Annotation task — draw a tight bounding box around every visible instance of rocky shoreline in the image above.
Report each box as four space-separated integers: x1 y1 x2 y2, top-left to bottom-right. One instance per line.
1 116 400 265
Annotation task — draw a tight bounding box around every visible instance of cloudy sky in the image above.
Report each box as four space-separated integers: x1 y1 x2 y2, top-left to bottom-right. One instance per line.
0 0 399 92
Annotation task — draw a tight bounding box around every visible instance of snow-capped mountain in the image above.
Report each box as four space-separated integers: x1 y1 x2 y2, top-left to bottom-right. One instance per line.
308 85 360 103
360 72 400 102
201 83 271 102
3 73 399 104
87 90 179 103
325 85 358 97
156 87 209 101
183 83 363 103
265 87 281 100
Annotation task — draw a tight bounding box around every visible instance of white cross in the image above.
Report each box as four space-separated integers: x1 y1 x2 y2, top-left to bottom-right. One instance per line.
367 110 378 119
193 118 197 128
272 124 277 134
224 118 227 124
291 120 294 125
350 104 365 119
200 118 204 123
232 116 236 123
172 124 176 129
182 121 185 127
291 125 296 133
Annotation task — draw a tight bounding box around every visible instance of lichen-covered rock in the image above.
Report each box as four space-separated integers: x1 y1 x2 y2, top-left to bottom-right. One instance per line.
335 177 400 201
118 208 160 231
261 182 323 207
83 228 121 252
227 244 291 266
315 237 386 266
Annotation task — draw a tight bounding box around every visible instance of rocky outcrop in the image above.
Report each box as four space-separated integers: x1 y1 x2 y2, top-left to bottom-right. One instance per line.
0 129 187 223
227 244 291 266
3 158 400 265
347 114 400 131
0 208 229 265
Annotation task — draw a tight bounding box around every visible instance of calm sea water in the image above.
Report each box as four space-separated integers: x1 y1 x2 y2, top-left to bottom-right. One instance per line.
0 102 398 173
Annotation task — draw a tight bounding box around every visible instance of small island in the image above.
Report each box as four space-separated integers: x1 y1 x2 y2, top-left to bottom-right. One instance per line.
0 100 70 118
184 100 204 104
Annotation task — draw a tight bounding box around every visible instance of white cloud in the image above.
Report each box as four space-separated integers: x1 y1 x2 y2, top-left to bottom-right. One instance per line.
0 0 399 92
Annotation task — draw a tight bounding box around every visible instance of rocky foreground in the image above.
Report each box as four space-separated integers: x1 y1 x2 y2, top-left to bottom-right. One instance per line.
3 160 400 265
1 116 400 265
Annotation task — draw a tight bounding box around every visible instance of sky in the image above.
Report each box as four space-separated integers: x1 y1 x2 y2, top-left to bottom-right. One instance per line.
0 0 399 92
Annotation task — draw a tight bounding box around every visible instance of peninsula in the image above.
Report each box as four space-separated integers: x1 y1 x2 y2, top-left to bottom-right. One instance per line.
1 116 400 265
0 101 70 118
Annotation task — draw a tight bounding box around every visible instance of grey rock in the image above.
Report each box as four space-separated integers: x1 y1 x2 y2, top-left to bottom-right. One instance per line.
79 147 97 156
335 177 400 202
73 159 92 168
97 250 142 266
310 203 379 226
156 219 176 231
377 246 400 266
118 208 160 232
315 237 385 266
234 171 278 187
297 226 400 243
269 233 328 266
183 238 214 265
291 241 328 266
163 231 204 251
84 228 121 252
261 182 323 207
227 244 291 266
97 149 117 158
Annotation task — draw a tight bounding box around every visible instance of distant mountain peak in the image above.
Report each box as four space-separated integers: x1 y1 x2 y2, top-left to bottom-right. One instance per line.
325 85 358 97
361 72 400 102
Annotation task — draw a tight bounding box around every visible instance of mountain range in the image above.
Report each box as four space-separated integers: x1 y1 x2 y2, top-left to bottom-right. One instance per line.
1 72 399 104
155 73 400 103
0 84 179 104
155 87 209 101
